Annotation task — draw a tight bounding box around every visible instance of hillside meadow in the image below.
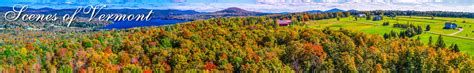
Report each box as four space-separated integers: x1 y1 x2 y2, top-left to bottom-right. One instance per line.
305 16 474 55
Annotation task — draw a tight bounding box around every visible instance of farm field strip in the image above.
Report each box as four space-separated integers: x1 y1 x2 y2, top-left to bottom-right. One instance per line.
426 31 474 41
306 16 474 55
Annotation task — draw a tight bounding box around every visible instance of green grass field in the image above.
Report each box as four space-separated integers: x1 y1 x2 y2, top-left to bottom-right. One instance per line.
305 16 474 55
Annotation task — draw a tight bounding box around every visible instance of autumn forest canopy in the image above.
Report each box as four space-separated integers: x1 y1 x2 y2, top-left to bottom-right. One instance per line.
0 11 473 72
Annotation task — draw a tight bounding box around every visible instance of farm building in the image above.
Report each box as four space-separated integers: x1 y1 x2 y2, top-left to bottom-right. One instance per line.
458 27 463 31
444 22 458 29
373 15 382 21
358 14 366 17
277 20 292 26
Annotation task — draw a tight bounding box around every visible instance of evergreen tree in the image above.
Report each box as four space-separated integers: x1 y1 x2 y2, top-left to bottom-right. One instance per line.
399 31 405 38
453 44 460 52
425 25 431 31
354 17 358 21
428 36 433 46
449 44 455 49
366 16 371 20
383 33 389 39
383 22 390 26
416 36 421 41
406 28 416 37
390 30 398 38
416 26 423 34
435 35 446 49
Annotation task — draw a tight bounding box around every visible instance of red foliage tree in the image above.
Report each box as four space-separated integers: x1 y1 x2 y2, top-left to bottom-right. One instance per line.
204 62 218 70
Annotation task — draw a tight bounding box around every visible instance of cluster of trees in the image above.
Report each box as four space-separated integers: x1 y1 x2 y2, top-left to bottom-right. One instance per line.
427 35 460 53
384 23 423 39
382 22 390 26
369 10 474 18
0 12 473 72
268 12 351 21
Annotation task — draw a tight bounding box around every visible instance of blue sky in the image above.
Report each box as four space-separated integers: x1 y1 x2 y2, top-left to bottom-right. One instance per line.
3 0 473 4
0 0 474 4
0 0 473 12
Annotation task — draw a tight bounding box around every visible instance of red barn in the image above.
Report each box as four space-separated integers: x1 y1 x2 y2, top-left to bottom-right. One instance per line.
278 20 292 26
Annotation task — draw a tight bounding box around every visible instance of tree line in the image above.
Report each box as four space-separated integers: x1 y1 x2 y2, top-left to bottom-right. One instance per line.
0 11 472 73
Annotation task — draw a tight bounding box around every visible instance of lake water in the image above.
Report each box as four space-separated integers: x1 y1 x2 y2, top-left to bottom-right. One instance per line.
101 19 188 29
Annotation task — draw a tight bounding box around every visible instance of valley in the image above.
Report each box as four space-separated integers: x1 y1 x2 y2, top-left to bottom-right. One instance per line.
305 16 474 55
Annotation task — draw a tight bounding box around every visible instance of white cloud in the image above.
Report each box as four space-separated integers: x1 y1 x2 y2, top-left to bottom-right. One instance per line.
151 3 474 13
396 0 417 3
20 2 474 13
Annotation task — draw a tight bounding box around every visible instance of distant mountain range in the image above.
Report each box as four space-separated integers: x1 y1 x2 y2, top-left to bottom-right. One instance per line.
169 8 352 20
0 7 350 20
215 7 265 16
324 8 346 13
305 8 350 13
169 7 270 20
